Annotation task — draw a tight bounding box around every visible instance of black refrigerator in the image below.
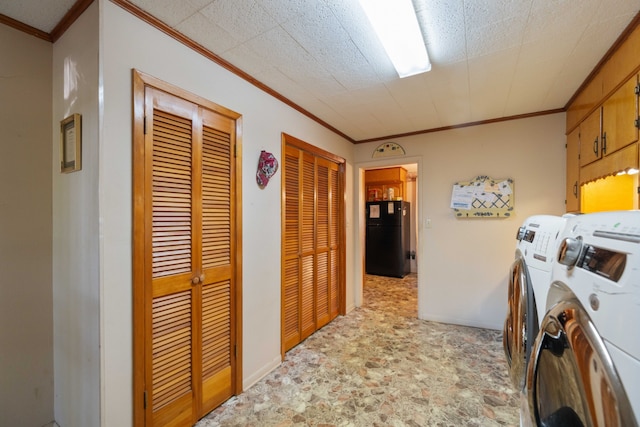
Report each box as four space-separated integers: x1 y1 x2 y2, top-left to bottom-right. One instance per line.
365 201 411 278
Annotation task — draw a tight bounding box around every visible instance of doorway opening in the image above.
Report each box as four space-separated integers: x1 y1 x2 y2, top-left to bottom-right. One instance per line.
355 159 420 316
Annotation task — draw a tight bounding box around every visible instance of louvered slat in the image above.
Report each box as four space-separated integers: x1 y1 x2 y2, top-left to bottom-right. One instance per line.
330 167 339 247
202 126 231 269
152 110 192 278
202 280 231 379
283 257 300 348
152 291 192 411
300 255 314 336
316 251 329 326
330 248 339 318
317 164 329 248
301 155 315 253
284 152 299 257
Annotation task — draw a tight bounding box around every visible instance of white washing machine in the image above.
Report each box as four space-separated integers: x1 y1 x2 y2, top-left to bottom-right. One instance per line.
524 211 640 426
503 215 568 391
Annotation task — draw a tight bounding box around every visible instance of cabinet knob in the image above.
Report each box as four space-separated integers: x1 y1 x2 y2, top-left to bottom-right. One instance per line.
192 276 200 285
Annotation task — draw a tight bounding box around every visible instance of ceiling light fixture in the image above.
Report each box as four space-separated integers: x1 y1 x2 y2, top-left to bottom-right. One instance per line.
358 0 431 78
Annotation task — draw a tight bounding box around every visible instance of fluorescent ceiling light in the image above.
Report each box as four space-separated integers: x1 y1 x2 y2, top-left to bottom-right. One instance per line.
359 0 431 78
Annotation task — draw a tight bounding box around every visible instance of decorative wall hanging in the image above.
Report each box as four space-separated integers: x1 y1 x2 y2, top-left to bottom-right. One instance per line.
256 150 278 188
372 142 405 158
450 175 514 218
60 113 82 173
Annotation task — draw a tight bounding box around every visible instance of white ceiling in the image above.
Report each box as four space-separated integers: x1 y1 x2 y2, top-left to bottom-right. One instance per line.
2 0 639 142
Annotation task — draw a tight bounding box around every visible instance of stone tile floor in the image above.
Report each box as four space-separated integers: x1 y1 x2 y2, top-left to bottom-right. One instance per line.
197 274 519 426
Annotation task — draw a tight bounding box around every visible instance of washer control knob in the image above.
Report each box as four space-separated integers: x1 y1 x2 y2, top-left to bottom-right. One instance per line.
558 237 582 267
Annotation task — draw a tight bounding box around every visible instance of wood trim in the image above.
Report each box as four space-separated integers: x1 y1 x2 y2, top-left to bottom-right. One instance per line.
50 0 95 42
132 69 146 427
0 14 51 41
564 11 640 111
282 133 346 165
233 116 244 394
353 108 565 144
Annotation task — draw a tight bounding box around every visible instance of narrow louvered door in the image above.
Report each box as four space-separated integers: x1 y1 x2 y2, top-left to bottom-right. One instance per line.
282 145 301 350
281 134 344 354
134 72 240 427
199 107 235 414
146 89 199 426
328 164 340 318
315 158 331 328
300 152 316 340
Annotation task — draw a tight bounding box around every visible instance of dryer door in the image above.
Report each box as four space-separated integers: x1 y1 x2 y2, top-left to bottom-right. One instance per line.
503 254 529 390
526 299 637 427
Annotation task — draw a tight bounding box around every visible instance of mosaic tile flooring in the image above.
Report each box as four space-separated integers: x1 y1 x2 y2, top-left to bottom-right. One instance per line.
197 274 519 427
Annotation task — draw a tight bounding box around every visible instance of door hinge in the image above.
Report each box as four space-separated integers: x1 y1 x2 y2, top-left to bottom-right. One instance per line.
635 83 640 95
637 186 640 194
635 117 640 129
143 390 147 409
234 344 237 358
143 116 147 135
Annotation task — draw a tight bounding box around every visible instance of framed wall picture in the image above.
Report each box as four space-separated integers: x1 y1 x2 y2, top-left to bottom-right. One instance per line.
60 113 82 173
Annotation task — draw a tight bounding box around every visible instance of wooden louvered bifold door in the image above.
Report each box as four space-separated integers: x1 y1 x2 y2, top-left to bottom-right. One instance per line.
142 86 236 427
283 145 301 350
282 141 342 354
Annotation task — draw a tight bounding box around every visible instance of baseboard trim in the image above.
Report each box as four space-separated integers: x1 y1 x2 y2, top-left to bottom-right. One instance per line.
419 313 501 331
241 354 281 391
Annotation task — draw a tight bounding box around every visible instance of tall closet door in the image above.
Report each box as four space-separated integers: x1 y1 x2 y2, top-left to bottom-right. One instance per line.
282 145 301 350
146 89 199 426
281 136 344 354
199 107 236 414
134 73 240 427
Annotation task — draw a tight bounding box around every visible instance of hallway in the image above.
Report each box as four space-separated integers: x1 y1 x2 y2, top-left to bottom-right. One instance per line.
197 274 519 426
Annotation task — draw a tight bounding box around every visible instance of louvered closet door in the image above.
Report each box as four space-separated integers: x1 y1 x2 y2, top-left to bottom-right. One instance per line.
300 152 316 340
144 87 236 426
282 145 301 350
282 141 342 353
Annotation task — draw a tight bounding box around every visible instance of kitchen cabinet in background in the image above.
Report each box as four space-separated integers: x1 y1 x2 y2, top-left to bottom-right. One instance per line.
365 167 407 201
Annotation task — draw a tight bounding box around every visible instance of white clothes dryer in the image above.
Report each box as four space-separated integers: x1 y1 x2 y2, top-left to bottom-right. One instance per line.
524 211 640 427
503 215 568 391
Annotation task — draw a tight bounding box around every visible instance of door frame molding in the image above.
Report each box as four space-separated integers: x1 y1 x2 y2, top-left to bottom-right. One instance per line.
132 69 243 426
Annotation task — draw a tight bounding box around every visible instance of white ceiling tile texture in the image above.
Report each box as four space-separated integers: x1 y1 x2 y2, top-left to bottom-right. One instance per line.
2 0 639 140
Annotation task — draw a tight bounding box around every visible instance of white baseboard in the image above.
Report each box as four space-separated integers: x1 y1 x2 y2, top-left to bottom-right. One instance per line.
241 354 282 391
419 313 501 331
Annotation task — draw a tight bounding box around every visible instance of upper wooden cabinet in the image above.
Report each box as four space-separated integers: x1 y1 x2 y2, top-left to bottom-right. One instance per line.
365 167 407 201
579 107 603 167
602 75 639 156
578 75 639 168
566 127 580 213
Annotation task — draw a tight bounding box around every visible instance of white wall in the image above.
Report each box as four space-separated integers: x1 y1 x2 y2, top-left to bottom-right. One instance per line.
0 23 54 427
52 2 101 426
99 1 354 425
354 114 566 330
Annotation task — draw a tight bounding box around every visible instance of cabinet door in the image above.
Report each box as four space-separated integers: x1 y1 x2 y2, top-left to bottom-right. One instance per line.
602 75 639 156
566 127 580 212
579 108 602 167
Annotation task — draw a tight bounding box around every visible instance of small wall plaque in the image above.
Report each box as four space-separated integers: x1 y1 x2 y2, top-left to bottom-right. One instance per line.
60 113 82 173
